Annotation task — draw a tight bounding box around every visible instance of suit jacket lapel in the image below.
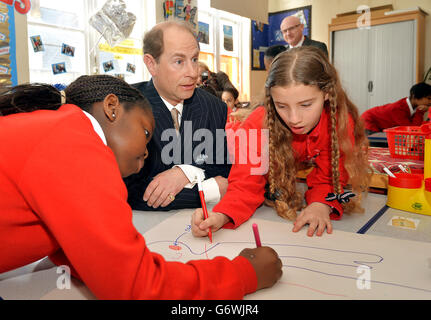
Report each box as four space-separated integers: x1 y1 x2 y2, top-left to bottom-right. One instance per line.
181 92 203 124
302 36 312 46
144 80 176 148
145 80 172 123
144 82 205 147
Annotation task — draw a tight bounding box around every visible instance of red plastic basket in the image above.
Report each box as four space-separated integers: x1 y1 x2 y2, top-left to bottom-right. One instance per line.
384 126 425 160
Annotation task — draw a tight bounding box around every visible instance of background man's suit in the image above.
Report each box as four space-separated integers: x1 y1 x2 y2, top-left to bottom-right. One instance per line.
124 79 231 210
287 36 329 56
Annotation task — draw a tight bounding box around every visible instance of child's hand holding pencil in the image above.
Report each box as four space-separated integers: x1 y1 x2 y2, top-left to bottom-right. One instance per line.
244 223 283 290
191 208 230 238
191 213 283 292
239 247 283 290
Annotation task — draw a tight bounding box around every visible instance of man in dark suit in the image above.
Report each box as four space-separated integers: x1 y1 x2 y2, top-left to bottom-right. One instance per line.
124 21 231 211
280 15 328 56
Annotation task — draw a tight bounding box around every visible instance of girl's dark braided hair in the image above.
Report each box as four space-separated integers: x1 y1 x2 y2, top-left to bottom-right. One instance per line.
0 75 151 116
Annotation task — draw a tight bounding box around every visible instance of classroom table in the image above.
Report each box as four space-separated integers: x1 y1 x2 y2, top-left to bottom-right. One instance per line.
131 192 390 236
3 191 431 300
365 206 431 243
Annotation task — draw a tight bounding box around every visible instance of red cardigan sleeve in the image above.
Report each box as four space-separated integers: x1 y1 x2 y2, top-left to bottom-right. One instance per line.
361 98 425 131
18 112 257 300
214 107 268 228
391 99 425 127
411 109 426 126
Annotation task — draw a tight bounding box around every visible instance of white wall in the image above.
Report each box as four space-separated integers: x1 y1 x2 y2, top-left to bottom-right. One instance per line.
211 0 268 23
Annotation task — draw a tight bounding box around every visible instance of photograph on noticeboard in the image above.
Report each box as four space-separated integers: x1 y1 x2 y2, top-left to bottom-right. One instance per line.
103 60 115 73
126 62 136 74
30 35 45 53
52 62 67 75
61 43 75 57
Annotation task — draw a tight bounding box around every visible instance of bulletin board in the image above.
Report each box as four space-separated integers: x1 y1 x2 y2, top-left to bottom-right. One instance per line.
250 20 269 71
268 5 312 46
251 6 312 70
0 2 17 87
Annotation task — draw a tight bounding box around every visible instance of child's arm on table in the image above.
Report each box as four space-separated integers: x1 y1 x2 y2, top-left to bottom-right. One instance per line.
292 202 333 237
293 116 355 236
192 107 268 235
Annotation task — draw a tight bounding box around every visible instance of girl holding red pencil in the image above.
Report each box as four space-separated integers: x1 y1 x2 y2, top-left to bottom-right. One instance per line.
0 75 282 299
192 46 371 238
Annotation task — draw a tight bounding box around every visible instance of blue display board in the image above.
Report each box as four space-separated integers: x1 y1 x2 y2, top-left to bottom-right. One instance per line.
0 2 17 86
250 20 269 70
268 6 312 46
251 6 312 71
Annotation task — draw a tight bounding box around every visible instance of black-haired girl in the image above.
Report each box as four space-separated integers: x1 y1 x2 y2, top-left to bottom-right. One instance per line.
0 75 282 299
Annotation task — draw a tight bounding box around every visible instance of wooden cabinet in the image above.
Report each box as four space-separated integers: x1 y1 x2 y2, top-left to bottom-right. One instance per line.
329 7 427 114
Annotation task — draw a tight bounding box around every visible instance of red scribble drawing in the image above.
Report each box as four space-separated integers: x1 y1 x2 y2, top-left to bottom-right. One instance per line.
279 280 348 298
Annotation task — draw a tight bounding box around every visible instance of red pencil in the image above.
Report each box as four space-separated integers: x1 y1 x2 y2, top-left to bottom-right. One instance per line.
197 177 213 243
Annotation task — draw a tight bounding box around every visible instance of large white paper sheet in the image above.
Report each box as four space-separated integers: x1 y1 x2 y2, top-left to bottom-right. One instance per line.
144 210 431 300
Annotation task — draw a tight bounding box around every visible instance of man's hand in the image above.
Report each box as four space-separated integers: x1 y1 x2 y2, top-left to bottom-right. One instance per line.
143 167 189 208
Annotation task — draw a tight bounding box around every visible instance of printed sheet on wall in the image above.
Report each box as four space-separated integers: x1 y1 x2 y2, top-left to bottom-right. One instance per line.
163 0 198 32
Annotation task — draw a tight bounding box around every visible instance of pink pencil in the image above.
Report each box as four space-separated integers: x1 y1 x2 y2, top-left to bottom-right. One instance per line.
252 223 261 247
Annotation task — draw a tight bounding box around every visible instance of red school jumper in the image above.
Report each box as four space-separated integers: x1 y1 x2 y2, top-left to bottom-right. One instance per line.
360 97 426 132
214 106 354 228
0 104 256 299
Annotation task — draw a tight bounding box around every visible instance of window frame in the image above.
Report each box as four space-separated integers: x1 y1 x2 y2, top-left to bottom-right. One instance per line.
197 3 250 101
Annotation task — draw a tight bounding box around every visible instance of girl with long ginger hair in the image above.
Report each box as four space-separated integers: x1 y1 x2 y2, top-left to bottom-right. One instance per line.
192 46 371 237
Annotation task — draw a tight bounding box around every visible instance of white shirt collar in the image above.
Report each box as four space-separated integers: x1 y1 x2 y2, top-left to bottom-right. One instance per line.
81 110 107 146
406 97 414 116
291 35 305 48
160 96 184 115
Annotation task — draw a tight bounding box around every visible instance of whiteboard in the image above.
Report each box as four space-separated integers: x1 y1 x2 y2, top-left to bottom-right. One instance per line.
144 210 431 300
